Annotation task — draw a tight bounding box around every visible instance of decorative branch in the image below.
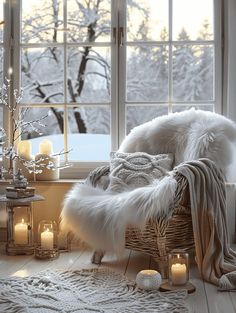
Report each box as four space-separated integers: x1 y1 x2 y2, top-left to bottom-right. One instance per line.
0 78 71 177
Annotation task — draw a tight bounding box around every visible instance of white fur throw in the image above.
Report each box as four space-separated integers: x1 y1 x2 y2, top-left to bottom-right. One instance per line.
61 174 177 255
119 109 236 180
60 109 236 254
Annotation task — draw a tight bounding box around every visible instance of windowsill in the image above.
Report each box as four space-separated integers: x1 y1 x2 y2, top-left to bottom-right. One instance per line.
0 179 85 185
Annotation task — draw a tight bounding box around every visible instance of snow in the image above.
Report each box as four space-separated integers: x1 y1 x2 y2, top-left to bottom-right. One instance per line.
30 133 111 162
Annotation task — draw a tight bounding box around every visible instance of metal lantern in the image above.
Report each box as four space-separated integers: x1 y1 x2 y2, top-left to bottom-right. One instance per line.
35 220 59 260
4 201 34 255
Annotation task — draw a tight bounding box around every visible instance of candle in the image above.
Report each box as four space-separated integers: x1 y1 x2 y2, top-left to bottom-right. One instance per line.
136 269 162 290
16 140 35 180
39 140 53 155
41 228 54 250
35 154 60 181
17 140 32 159
14 219 28 245
171 263 187 285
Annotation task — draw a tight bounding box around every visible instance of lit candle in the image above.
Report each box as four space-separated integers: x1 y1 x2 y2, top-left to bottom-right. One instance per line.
14 219 28 245
39 140 53 155
171 263 187 285
17 140 32 159
136 269 162 290
41 228 54 250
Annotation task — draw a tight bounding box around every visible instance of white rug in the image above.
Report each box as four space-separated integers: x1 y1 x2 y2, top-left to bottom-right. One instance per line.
0 268 189 313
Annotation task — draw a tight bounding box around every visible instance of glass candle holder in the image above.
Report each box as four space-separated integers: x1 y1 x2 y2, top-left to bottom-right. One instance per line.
35 220 59 260
168 249 189 286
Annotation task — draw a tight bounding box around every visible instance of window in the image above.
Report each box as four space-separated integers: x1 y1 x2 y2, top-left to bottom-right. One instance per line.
3 0 221 178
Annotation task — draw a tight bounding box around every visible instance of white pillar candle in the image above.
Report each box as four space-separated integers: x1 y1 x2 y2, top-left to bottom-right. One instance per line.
39 140 53 155
171 263 187 285
41 228 54 250
17 140 32 159
16 140 35 180
136 269 162 290
14 219 28 245
35 154 60 181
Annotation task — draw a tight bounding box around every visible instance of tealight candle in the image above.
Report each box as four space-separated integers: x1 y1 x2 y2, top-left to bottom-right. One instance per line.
41 228 54 250
136 270 162 290
14 219 28 245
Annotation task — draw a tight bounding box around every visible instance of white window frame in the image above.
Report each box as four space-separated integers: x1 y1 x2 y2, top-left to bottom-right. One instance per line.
3 0 222 179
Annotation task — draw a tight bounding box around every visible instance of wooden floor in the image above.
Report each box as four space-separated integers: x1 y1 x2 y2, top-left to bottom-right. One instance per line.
0 244 235 313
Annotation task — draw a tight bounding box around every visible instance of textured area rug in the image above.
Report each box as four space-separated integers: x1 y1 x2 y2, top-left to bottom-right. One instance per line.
0 268 189 313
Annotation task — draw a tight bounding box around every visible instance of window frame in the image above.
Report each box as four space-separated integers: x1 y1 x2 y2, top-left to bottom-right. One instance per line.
3 0 222 179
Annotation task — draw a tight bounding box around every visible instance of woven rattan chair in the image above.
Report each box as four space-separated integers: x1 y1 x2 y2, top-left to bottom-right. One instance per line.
87 165 195 277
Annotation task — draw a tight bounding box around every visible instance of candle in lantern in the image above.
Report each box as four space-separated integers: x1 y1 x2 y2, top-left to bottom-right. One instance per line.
136 269 162 290
14 219 28 245
41 228 54 250
39 140 53 155
171 263 187 285
17 140 32 159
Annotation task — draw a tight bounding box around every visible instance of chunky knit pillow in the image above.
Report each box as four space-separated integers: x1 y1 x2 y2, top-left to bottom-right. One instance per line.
108 151 173 192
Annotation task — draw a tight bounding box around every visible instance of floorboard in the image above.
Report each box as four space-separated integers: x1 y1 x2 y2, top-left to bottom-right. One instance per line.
0 243 236 313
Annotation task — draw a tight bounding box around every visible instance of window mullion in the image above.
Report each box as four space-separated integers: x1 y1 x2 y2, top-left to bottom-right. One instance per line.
118 0 126 145
63 0 68 163
168 0 173 113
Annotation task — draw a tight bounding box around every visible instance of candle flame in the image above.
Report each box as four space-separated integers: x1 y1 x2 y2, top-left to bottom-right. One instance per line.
177 254 180 258
21 218 25 223
8 67 13 76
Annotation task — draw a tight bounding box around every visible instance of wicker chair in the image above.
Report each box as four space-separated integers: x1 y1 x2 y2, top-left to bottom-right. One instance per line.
87 165 195 278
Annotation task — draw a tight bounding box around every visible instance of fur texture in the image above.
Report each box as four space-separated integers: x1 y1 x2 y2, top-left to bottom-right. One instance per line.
119 109 236 179
60 109 236 253
60 175 177 255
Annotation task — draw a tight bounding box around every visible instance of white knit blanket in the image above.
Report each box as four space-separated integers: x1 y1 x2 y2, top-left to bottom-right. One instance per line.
0 268 189 313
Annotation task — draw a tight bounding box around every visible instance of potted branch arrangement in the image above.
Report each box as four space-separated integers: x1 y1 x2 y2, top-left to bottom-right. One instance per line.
0 78 70 197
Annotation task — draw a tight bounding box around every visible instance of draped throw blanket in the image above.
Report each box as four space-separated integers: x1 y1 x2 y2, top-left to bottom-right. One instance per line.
61 158 236 290
175 159 236 291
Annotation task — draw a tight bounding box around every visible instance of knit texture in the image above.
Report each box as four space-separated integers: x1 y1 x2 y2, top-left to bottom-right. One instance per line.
109 151 173 192
0 268 189 313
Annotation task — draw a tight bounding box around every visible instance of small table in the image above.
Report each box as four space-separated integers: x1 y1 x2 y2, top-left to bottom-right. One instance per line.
0 194 45 255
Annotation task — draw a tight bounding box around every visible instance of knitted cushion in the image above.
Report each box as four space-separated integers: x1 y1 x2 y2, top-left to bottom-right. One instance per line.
108 151 173 192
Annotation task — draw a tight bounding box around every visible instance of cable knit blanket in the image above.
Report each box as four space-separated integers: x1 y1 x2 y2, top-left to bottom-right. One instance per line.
175 159 236 291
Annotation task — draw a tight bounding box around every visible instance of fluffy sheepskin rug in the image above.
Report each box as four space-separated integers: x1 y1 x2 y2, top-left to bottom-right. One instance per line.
119 109 236 179
60 109 236 253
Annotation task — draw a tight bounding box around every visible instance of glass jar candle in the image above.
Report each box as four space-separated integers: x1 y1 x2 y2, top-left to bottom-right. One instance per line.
168 249 189 286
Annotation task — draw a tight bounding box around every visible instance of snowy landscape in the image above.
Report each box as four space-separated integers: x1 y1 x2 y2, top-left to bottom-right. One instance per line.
0 0 214 161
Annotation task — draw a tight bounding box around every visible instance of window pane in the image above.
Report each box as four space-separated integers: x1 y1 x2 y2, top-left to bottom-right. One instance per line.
21 0 64 43
67 106 110 161
127 0 168 42
172 104 214 113
67 47 111 103
126 105 168 134
67 0 111 43
21 47 64 103
126 45 168 102
20 107 64 156
173 0 213 41
0 0 4 43
173 45 214 101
